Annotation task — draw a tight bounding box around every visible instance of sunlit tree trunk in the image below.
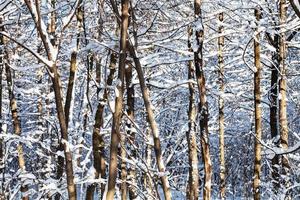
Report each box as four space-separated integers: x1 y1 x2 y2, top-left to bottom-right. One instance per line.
106 0 130 199
218 12 226 200
253 7 262 200
128 42 172 200
279 0 290 197
194 1 212 199
186 26 199 200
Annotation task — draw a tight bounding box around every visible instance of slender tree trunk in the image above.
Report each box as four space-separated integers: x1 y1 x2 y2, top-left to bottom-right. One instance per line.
50 64 77 200
186 26 199 200
144 129 156 200
86 52 117 200
5 57 29 200
218 12 226 200
0 16 4 198
64 52 77 126
128 42 172 200
106 0 130 199
253 8 262 200
1 17 29 200
279 0 290 197
270 35 280 190
194 1 212 199
125 64 138 200
120 131 127 200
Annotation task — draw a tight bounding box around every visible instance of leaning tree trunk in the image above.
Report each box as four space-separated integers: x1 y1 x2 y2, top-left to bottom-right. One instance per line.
186 26 199 200
128 41 172 200
289 0 300 18
106 0 130 199
194 1 212 199
218 12 226 200
253 7 262 200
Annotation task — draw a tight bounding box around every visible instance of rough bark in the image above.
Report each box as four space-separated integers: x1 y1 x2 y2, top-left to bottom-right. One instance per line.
253 8 262 200
106 0 130 199
218 12 226 200
194 1 212 199
186 26 199 200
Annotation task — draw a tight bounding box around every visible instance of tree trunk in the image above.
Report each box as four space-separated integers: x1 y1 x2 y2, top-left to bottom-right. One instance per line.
0 16 4 198
120 131 127 200
194 1 212 199
253 8 262 200
144 129 156 200
1 17 29 200
106 0 130 199
5 58 29 200
279 0 290 196
270 34 280 190
86 52 117 200
186 26 199 200
50 64 77 200
127 42 172 200
218 12 226 200
125 64 138 200
64 51 77 127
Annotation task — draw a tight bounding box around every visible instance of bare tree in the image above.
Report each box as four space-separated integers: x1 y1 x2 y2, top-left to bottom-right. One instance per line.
106 0 130 199
253 7 262 200
218 12 226 200
186 26 199 200
194 0 212 199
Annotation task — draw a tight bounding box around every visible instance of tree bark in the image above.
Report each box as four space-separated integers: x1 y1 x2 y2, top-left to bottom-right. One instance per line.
218 12 226 200
194 1 212 199
253 8 262 200
186 26 199 200
106 0 130 199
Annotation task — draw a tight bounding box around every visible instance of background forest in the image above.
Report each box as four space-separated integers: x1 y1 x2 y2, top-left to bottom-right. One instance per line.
1 0 300 199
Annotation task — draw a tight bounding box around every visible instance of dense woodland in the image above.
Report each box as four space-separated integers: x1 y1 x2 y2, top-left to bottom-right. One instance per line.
1 0 300 199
